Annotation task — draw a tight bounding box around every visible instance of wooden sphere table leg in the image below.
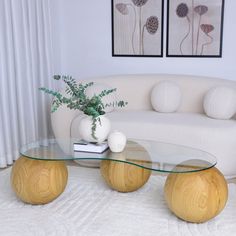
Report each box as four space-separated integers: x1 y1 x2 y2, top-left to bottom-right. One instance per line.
11 156 68 205
164 167 228 223
100 160 151 192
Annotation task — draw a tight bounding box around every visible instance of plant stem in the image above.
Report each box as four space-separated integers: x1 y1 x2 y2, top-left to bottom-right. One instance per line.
200 34 213 55
195 15 202 55
139 7 142 54
141 24 146 54
127 4 137 54
180 16 191 55
91 117 97 140
192 0 194 55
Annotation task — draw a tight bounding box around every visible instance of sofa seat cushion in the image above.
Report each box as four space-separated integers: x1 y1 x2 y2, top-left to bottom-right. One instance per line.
70 111 236 177
107 111 236 129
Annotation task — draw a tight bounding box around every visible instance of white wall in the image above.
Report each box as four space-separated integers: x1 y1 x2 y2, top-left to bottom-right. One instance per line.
51 0 236 81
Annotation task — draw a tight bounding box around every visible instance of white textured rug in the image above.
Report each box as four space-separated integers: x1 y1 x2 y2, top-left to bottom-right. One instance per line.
0 166 236 236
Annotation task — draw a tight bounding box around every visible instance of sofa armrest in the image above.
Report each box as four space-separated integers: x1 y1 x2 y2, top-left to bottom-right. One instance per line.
51 105 79 139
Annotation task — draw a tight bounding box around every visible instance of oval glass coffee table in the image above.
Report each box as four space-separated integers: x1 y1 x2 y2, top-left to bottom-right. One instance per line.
11 139 228 223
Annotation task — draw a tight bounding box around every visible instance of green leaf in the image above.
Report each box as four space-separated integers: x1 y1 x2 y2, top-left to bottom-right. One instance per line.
39 75 128 140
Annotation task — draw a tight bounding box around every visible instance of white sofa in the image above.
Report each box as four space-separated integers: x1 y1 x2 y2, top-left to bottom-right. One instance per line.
51 74 236 178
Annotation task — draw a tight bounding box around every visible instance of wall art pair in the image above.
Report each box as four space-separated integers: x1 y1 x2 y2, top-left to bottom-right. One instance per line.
112 0 225 57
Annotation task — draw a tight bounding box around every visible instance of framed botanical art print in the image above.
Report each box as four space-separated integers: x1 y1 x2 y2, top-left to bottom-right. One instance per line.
112 0 164 57
166 0 225 57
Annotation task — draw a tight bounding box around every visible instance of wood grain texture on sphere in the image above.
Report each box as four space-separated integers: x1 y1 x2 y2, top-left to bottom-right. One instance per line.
164 167 228 223
11 156 68 204
100 142 152 192
101 160 151 192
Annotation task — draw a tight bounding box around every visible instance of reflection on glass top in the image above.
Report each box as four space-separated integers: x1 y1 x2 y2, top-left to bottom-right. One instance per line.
20 139 217 173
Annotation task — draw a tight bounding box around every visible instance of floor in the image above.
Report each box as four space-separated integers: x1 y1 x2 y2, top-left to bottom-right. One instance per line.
2 165 236 235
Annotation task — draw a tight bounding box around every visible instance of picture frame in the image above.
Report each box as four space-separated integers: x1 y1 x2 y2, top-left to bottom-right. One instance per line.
166 0 225 57
112 0 164 57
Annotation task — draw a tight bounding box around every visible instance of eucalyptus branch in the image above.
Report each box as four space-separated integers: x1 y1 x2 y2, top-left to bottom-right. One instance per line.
105 100 128 108
39 75 128 140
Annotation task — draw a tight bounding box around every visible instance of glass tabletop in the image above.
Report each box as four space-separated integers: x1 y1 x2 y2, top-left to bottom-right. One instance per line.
20 139 217 173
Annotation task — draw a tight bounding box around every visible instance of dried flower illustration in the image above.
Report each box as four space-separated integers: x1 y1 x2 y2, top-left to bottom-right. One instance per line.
200 24 214 55
191 0 194 54
146 16 159 34
131 0 149 54
115 0 160 55
131 0 148 7
201 24 214 34
176 3 189 17
194 5 208 54
173 0 220 56
141 16 159 54
194 5 208 15
116 3 129 15
176 3 190 55
115 3 136 54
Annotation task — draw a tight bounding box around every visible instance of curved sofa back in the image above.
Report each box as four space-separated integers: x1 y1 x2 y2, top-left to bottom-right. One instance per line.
51 74 236 141
89 74 236 113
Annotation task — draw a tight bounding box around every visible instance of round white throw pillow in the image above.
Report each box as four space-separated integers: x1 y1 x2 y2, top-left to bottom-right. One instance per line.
85 83 117 113
203 86 236 119
151 81 181 112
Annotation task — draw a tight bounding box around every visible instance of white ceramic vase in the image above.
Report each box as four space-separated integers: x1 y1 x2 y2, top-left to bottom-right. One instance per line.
78 115 111 143
108 131 127 152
